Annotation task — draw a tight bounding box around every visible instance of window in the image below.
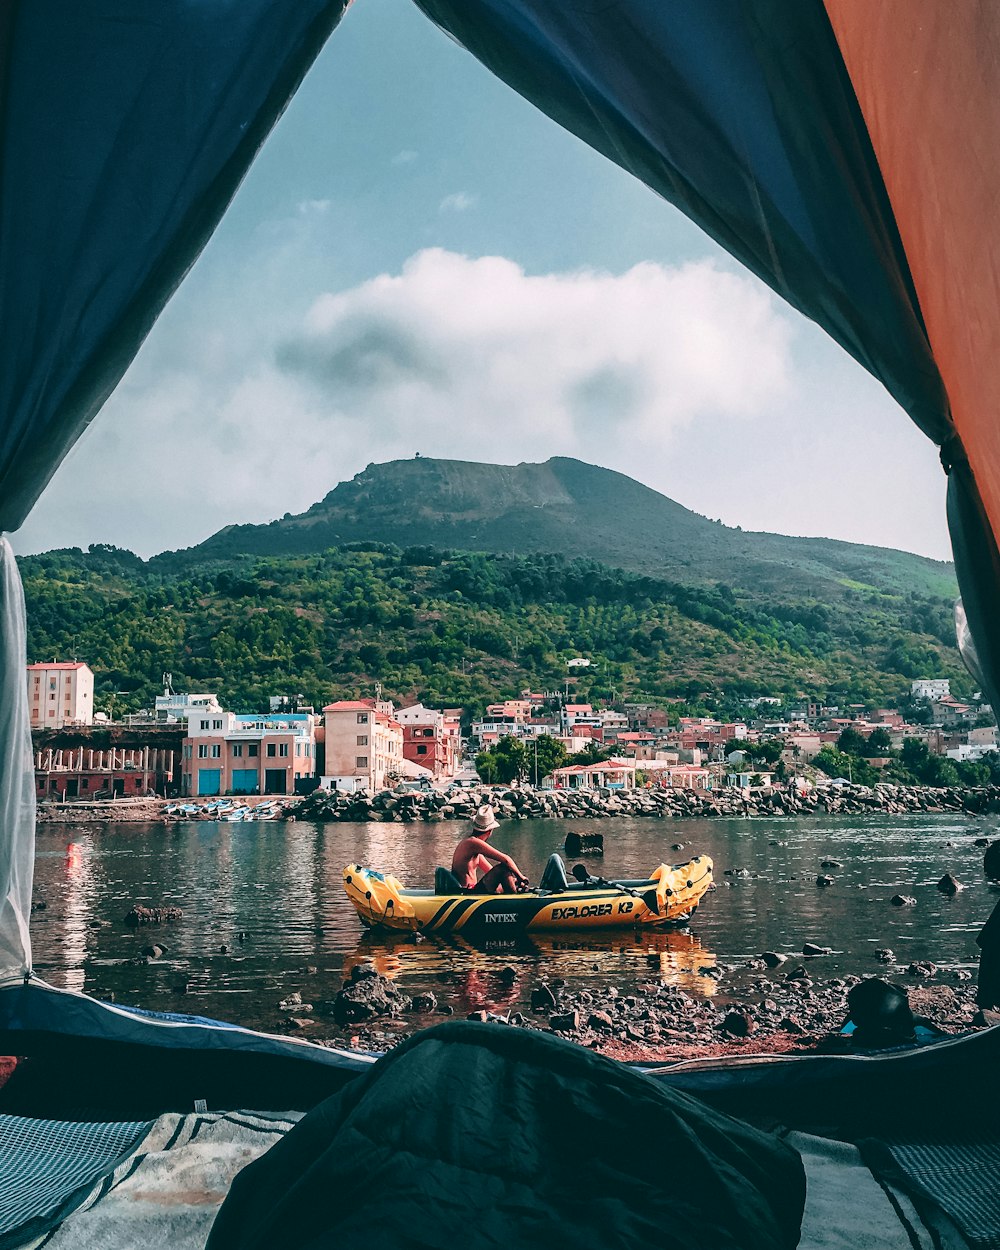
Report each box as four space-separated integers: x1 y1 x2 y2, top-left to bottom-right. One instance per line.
49 693 55 701
213 719 222 730
248 744 259 757
200 720 210 730
416 745 427 755
211 744 221 758
198 744 208 758
279 743 289 757
357 735 368 746
233 743 244 757
357 713 368 724
81 778 89 789
183 745 192 759
356 756 368 768
266 743 276 758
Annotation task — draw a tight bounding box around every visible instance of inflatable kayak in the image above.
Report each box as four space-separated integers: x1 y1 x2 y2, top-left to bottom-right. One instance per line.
342 854 713 935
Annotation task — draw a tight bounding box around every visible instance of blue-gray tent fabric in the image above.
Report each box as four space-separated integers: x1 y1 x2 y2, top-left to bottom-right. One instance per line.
0 1113 152 1250
0 0 349 535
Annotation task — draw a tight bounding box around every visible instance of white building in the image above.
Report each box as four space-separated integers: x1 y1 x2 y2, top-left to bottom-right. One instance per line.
911 679 950 700
27 662 94 729
153 692 223 723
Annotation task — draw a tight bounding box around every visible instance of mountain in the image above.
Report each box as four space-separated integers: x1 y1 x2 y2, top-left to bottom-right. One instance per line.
155 456 957 603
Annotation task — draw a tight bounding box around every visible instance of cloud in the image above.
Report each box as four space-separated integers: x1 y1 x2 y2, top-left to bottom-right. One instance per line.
276 249 793 454
296 199 331 215
439 192 478 213
391 149 418 166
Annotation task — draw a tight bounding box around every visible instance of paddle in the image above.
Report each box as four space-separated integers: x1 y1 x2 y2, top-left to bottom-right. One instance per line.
571 862 658 913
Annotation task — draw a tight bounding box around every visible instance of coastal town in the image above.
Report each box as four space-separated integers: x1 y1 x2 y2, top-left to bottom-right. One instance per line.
28 661 998 814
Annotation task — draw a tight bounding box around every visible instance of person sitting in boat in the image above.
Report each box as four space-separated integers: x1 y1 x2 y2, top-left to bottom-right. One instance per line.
452 805 530 894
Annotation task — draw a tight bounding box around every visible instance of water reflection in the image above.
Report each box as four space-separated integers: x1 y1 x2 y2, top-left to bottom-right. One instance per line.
346 925 718 1003
29 811 995 1033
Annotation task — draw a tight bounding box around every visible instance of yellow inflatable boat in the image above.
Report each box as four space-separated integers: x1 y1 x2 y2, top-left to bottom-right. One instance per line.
343 854 713 935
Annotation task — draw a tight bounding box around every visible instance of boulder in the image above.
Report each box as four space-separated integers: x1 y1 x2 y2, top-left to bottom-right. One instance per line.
332 965 410 1026
124 904 182 926
906 960 937 978
890 894 917 907
720 1011 755 1038
937 873 963 895
761 951 786 968
802 943 832 957
530 983 557 1012
549 1010 580 1033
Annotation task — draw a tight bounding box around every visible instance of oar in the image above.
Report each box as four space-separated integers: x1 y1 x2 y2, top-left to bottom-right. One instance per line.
571 863 659 913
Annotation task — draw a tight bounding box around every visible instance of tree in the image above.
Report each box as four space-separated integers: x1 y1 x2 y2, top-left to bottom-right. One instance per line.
836 726 869 757
483 735 529 784
531 735 567 784
864 727 893 756
474 750 499 785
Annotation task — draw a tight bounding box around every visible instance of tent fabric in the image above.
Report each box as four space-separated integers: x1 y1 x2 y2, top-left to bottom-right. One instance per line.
206 1020 806 1250
0 981 372 1117
0 1110 298 1250
0 540 32 979
0 1112 151 1250
822 0 1000 723
0 0 351 535
824 1 1000 548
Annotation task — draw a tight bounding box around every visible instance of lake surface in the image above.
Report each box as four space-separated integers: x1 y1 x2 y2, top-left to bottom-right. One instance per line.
29 813 997 1037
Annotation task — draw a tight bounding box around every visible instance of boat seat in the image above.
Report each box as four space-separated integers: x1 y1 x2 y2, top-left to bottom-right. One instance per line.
435 866 464 895
539 853 570 893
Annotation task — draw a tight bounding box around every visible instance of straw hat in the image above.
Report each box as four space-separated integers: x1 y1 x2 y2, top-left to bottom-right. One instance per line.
472 805 499 833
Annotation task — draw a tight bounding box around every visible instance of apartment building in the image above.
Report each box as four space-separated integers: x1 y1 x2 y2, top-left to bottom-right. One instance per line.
323 698 403 792
396 703 462 780
181 711 318 797
27 662 94 729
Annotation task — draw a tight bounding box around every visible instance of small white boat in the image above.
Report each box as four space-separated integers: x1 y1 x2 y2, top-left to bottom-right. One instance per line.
220 806 250 822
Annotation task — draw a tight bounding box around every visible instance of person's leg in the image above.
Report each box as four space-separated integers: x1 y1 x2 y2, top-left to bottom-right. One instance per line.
474 862 509 893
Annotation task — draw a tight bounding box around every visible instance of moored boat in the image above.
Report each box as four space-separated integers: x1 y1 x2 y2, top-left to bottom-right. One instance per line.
342 855 712 935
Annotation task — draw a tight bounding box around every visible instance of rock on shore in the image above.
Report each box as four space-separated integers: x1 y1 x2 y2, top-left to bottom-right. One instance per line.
284 780 1000 825
34 780 1000 824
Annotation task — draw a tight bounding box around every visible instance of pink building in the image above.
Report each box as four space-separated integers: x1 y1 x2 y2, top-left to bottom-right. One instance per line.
181 711 317 797
27 662 94 729
397 703 462 779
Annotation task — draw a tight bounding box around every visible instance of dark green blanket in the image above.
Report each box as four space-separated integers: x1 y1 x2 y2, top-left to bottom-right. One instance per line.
208 1022 804 1250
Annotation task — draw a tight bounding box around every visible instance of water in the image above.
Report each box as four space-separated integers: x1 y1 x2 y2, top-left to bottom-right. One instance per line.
29 813 997 1036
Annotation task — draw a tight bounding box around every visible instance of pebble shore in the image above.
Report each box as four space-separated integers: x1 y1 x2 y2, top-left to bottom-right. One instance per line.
283 958 988 1064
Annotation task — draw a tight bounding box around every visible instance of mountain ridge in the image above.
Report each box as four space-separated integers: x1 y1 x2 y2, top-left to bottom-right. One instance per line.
152 455 956 602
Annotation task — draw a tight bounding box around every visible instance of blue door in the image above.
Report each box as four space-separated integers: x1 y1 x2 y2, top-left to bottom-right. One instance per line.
197 768 221 796
231 768 258 794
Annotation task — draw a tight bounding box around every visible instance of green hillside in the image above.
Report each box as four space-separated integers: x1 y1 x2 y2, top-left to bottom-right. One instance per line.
19 542 968 718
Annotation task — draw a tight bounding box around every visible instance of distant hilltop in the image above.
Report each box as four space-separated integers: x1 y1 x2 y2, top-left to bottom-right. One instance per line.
154 455 956 602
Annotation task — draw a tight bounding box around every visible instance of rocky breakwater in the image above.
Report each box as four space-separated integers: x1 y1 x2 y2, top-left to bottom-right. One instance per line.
287 781 1000 824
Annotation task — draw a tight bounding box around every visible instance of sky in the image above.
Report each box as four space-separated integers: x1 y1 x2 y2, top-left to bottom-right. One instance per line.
13 0 953 563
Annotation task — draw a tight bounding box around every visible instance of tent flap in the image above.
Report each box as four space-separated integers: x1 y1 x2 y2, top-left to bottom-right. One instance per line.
0 0 351 534
0 538 33 977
